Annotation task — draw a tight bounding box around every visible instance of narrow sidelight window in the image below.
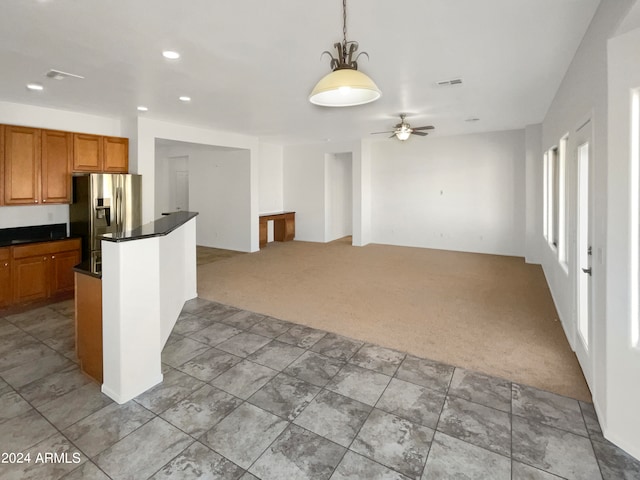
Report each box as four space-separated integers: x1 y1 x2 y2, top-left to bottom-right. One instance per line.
631 90 640 347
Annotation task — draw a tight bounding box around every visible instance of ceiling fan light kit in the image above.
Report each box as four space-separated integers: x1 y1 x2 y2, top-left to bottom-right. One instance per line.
309 0 381 107
395 128 412 141
371 114 435 141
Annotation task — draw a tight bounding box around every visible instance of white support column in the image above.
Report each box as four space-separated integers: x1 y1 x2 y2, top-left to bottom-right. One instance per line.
100 216 198 404
353 140 372 246
101 237 163 403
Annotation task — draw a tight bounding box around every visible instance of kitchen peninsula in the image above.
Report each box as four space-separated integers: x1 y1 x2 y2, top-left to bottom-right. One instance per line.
74 211 198 403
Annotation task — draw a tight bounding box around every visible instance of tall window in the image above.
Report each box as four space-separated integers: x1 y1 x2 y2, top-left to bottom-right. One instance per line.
631 89 640 347
543 152 549 240
558 135 568 266
549 146 559 249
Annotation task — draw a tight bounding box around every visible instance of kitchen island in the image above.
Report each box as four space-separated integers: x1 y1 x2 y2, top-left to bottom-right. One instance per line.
74 211 198 403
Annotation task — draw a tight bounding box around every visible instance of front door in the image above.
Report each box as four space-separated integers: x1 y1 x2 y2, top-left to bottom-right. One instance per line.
575 120 593 389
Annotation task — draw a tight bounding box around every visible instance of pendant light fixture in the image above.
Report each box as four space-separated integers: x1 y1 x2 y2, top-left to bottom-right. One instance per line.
309 0 381 107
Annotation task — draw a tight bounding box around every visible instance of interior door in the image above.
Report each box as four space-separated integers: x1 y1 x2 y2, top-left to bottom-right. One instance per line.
175 171 189 211
575 120 593 389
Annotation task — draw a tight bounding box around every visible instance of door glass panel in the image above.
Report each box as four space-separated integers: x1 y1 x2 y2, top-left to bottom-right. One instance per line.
631 90 640 347
577 142 590 348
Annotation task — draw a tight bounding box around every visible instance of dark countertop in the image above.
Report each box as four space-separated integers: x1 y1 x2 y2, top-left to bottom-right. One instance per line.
74 259 102 279
0 236 79 248
101 211 198 243
0 223 69 248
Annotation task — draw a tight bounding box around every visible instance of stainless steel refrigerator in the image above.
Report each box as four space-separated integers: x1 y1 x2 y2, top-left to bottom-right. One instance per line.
70 174 142 269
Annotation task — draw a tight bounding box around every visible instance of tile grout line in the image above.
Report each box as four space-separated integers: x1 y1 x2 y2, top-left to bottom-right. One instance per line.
2 299 620 479
421 365 456 478
579 401 606 480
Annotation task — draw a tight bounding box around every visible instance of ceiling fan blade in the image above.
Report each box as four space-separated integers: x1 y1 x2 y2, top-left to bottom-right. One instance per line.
412 131 429 136
389 134 396 139
412 126 435 130
370 131 394 135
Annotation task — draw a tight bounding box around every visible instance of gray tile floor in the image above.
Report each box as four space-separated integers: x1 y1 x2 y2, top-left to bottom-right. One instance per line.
1 297 639 479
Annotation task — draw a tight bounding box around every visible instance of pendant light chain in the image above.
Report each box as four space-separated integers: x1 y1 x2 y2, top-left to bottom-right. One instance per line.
308 0 381 107
342 0 348 48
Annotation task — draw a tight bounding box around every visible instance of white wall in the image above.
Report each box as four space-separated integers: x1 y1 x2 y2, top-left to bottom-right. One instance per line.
325 153 353 242
154 144 188 218
258 143 283 213
283 145 326 242
606 23 640 460
525 124 543 264
370 130 526 256
540 0 635 426
283 141 360 242
134 117 260 251
0 101 121 229
354 140 372 246
189 149 251 251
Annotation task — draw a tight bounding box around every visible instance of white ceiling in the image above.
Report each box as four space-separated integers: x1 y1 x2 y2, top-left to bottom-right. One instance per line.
1 0 600 144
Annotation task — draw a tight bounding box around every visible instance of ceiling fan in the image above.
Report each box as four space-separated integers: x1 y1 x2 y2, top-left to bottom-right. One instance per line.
371 114 435 141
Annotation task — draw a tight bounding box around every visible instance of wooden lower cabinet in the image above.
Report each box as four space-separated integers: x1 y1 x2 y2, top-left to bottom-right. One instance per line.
0 248 11 308
12 255 49 304
75 272 102 382
10 238 81 305
50 250 81 296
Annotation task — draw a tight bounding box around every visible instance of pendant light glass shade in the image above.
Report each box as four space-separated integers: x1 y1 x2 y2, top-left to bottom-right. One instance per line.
309 68 381 107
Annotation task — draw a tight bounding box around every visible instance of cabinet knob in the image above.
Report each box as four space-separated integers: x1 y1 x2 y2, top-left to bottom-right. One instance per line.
51 255 55 259
43 199 47 203
3 263 7 267
43 257 47 261
34 200 38 203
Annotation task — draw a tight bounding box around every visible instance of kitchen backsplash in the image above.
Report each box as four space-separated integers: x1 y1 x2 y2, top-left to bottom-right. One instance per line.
0 204 69 230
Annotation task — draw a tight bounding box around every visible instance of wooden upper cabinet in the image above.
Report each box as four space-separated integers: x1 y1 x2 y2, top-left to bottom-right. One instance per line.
73 133 128 173
103 136 128 173
73 133 103 172
41 130 72 204
3 125 41 205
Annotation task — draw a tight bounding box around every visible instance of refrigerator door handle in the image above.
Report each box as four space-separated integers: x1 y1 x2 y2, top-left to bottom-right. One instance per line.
119 187 124 230
116 187 122 231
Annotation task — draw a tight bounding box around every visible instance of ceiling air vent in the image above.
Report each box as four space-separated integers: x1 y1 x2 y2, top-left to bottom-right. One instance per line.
46 69 85 80
436 78 463 87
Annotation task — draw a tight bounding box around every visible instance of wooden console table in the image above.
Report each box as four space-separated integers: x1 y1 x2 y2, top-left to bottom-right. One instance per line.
259 211 295 248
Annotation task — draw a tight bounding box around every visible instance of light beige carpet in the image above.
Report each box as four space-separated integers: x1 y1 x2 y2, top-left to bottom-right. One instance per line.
197 245 246 266
197 237 590 401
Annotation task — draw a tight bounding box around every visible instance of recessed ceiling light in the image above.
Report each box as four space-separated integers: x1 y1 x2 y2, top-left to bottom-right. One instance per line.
26 83 44 91
162 50 180 60
137 106 148 112
179 96 191 102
